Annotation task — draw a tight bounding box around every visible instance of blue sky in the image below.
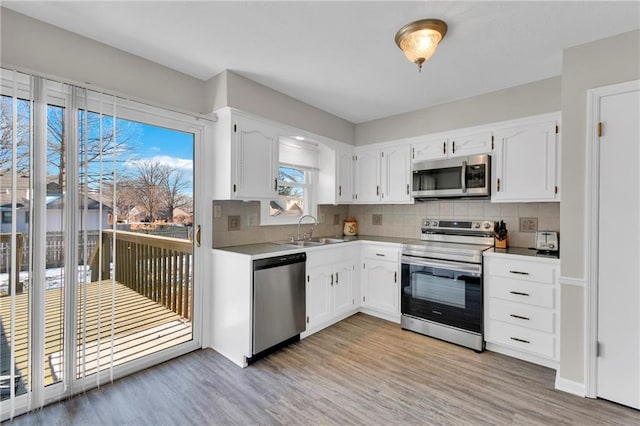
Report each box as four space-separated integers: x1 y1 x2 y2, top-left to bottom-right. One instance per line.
123 120 194 195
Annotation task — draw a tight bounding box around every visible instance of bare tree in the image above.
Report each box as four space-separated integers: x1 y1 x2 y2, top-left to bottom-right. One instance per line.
47 108 137 192
130 160 169 222
0 95 30 174
163 169 192 220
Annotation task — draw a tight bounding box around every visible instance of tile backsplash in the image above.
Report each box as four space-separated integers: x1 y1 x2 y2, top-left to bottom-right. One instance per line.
213 200 559 249
348 200 560 248
212 201 349 248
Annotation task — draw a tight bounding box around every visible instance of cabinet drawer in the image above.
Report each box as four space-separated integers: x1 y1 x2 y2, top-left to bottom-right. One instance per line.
362 245 399 261
485 320 556 359
485 257 556 284
488 299 555 333
488 276 555 308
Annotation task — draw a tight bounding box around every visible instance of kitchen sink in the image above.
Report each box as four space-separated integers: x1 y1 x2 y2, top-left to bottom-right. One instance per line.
308 237 345 244
274 237 345 247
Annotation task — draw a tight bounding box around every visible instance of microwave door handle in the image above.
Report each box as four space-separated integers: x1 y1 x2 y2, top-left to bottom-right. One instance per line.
461 161 467 193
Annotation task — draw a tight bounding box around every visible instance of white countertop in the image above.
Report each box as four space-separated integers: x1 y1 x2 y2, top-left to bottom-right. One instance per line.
212 235 408 259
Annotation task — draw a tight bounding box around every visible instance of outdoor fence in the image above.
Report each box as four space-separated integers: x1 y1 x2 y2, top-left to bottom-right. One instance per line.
89 230 193 320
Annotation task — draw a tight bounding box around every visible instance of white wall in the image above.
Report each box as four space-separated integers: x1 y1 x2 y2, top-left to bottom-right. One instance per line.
0 8 206 115
207 71 356 144
558 30 640 384
356 77 561 145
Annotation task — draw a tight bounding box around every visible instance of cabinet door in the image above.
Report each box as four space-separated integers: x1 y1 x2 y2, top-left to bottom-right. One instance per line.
354 148 381 202
337 149 354 203
493 120 558 202
306 265 333 329
412 136 448 162
233 116 278 199
363 260 399 316
333 261 354 317
381 145 411 202
449 130 493 158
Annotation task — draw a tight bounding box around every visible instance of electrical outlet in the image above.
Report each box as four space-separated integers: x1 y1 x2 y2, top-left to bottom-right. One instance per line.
519 217 538 232
372 214 383 226
213 204 222 218
228 215 240 231
333 214 340 225
319 213 326 224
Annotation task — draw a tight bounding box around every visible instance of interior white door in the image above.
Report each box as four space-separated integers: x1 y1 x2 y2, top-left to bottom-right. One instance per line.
597 87 640 408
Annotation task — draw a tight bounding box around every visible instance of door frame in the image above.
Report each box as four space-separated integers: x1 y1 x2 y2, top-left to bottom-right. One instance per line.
584 79 640 398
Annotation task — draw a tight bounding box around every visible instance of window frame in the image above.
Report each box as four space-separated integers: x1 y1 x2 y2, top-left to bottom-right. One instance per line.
260 164 317 226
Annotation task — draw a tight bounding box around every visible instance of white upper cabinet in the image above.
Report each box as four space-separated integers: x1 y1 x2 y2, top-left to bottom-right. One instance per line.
337 147 354 203
381 145 411 202
354 147 381 203
212 109 278 200
492 114 560 202
448 130 493 158
234 116 279 199
412 130 492 162
354 144 411 204
412 135 448 161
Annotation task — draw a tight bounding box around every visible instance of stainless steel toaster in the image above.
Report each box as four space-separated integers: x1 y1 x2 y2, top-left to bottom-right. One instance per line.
535 231 559 251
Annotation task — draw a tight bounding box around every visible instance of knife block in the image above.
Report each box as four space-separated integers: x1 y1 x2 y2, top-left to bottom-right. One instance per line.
495 235 509 249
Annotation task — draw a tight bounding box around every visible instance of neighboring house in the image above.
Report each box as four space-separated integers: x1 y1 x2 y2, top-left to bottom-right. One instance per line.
0 174 111 233
0 174 30 234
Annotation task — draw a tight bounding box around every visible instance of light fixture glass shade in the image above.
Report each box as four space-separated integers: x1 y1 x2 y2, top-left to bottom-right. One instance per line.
395 19 447 71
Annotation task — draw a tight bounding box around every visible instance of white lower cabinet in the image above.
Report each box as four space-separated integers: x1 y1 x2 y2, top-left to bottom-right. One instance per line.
484 253 560 368
304 246 357 336
360 244 400 321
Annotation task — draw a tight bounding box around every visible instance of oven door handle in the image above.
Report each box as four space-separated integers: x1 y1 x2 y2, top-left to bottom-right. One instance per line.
401 255 482 275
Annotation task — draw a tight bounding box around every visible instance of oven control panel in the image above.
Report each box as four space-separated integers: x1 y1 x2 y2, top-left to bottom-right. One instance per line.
422 219 494 234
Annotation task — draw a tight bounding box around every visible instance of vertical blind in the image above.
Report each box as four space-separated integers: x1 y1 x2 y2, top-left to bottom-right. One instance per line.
0 69 121 419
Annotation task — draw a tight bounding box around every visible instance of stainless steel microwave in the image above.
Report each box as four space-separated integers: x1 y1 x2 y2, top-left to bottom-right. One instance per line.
412 154 491 199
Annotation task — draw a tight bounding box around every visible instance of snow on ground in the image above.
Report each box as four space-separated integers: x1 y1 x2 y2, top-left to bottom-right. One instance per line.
0 265 111 294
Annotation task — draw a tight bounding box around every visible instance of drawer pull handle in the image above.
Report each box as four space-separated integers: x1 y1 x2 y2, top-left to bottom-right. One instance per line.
432 310 443 315
376 253 386 257
510 314 530 321
510 337 530 344
509 291 530 296
509 270 530 275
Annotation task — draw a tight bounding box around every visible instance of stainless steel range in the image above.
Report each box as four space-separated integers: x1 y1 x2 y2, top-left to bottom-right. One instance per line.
401 219 494 351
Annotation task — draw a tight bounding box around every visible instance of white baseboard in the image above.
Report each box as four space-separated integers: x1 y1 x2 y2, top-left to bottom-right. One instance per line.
485 343 558 370
358 307 401 324
555 372 586 397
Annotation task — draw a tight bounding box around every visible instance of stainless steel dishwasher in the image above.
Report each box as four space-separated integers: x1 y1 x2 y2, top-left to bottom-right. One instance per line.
252 252 306 359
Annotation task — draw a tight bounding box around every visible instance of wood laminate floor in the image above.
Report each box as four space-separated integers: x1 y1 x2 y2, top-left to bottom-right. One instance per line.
8 313 640 425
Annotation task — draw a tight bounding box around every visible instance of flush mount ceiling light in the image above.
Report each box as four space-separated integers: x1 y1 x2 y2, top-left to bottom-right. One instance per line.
395 18 447 72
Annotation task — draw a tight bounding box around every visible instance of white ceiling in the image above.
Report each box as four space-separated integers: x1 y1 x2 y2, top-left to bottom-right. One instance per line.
3 1 639 123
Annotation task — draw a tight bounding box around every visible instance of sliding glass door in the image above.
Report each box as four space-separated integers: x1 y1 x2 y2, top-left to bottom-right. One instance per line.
0 69 203 420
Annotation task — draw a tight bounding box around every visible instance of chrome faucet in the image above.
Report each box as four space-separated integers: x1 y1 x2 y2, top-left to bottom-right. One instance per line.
297 214 318 240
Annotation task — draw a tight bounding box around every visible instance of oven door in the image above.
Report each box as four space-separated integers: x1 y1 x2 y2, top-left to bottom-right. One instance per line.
401 255 482 333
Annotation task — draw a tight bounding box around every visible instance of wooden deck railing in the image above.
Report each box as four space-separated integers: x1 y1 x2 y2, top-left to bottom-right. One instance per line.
89 230 193 320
